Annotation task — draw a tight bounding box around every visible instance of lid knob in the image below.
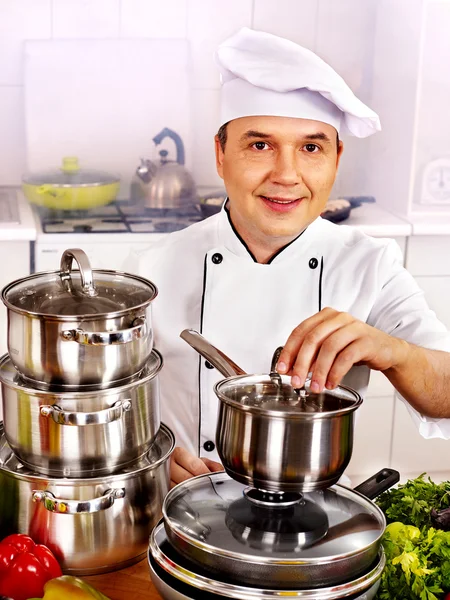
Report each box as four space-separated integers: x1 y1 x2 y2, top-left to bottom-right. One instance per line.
61 157 80 173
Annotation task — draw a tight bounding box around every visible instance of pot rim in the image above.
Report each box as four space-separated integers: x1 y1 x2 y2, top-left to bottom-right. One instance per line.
214 376 362 419
149 520 386 599
0 348 163 398
0 422 175 483
1 268 158 320
162 472 386 566
22 180 120 189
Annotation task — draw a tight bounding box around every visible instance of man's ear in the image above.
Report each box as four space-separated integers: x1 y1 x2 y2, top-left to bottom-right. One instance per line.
215 135 224 180
336 139 344 169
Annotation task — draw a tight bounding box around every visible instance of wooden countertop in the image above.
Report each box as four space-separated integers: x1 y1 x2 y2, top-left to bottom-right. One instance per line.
84 558 162 600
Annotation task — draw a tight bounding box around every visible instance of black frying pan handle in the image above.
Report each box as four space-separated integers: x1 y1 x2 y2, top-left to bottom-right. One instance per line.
353 468 400 500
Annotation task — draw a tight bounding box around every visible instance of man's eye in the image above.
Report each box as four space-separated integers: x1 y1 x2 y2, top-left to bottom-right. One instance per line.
252 141 269 150
304 144 320 153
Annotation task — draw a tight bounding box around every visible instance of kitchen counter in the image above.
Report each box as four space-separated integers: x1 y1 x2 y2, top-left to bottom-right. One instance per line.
339 203 411 237
84 558 161 600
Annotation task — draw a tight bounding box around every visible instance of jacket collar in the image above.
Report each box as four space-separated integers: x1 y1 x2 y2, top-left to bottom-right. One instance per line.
216 201 326 264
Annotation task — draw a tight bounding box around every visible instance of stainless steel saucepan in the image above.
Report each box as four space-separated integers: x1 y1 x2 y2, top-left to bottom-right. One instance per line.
0 422 175 575
180 329 362 492
0 350 162 477
1 248 157 389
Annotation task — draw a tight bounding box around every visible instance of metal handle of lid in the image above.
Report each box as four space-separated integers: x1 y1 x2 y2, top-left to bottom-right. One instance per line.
61 317 147 345
60 248 97 298
40 399 132 426
32 488 125 514
180 329 246 378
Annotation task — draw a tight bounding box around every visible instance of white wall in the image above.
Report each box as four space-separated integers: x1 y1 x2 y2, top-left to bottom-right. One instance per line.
0 0 382 198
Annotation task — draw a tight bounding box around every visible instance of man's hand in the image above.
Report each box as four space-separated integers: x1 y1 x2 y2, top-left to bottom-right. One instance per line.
276 307 408 393
170 447 224 488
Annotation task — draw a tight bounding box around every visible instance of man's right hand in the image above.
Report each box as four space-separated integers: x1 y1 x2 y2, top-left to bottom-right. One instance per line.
170 446 224 488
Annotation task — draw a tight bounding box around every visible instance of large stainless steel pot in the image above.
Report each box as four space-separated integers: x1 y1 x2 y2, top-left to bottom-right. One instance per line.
161 469 399 590
1 248 158 388
0 422 175 575
180 330 362 492
148 522 385 600
0 350 162 477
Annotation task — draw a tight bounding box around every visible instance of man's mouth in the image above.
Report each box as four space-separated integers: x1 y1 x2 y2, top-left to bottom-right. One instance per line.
261 196 300 204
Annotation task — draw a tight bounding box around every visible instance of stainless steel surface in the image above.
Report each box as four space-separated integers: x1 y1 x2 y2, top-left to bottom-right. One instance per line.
0 422 175 575
131 128 197 209
61 316 147 346
269 346 283 388
149 520 384 599
180 329 246 377
39 398 132 425
32 487 125 513
162 472 385 589
60 248 97 297
2 249 157 387
215 375 362 492
0 350 162 477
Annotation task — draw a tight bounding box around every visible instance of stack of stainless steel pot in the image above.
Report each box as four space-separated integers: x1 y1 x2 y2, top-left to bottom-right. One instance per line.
147 331 399 600
0 248 175 575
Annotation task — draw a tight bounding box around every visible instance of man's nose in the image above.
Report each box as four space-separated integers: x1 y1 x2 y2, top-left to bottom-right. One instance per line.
270 148 302 186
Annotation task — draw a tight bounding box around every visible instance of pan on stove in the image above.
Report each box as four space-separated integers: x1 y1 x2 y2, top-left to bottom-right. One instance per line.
159 468 399 590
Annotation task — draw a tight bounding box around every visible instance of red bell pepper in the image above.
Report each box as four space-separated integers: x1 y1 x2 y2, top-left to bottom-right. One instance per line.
0 533 62 600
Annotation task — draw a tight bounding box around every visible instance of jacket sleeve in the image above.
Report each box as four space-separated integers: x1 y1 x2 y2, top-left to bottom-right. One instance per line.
368 239 450 439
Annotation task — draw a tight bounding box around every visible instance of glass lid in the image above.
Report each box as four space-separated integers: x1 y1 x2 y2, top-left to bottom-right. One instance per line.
163 472 384 563
22 157 119 187
1 248 157 317
215 376 361 417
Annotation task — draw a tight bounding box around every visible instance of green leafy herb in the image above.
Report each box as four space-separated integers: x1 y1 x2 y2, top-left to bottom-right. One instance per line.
374 475 450 599
376 474 450 529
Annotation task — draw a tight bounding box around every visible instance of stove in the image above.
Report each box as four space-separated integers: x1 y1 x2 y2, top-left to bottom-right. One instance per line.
35 201 203 235
32 198 207 273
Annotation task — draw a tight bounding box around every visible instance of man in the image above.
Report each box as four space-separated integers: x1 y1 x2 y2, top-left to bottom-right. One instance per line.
133 28 450 487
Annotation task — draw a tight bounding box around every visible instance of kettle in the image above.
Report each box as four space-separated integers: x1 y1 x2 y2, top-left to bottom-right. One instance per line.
131 127 197 209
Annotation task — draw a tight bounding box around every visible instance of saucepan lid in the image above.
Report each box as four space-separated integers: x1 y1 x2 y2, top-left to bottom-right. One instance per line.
180 330 362 418
1 248 157 318
22 157 119 188
162 472 387 566
214 376 361 418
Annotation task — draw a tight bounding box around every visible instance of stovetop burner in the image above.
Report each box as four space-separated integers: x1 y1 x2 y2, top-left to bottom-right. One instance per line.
36 201 203 234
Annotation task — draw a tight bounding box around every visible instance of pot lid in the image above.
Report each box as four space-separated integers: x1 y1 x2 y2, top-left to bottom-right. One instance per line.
0 348 162 395
163 472 385 565
0 421 174 482
150 522 386 600
22 157 119 187
1 248 157 317
215 376 362 417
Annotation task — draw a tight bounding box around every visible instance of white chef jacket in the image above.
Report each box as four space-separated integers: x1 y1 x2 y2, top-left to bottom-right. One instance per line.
129 207 450 462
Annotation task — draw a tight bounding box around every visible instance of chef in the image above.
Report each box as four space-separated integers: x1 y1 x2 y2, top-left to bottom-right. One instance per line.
132 28 450 486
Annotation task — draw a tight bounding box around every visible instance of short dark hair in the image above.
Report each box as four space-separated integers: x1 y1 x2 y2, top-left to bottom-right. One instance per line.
216 122 340 151
217 122 228 151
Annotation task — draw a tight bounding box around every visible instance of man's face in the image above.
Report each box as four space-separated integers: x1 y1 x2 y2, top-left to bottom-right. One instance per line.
215 116 343 247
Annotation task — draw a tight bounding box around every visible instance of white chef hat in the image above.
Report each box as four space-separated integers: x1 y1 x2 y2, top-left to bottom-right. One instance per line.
215 27 380 138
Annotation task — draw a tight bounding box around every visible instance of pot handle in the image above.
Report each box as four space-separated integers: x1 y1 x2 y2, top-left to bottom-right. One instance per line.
353 468 400 500
61 317 147 345
60 248 97 298
32 488 125 514
40 399 132 426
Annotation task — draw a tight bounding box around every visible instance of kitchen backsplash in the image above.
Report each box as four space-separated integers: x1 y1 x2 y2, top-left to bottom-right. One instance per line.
1 0 449 213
